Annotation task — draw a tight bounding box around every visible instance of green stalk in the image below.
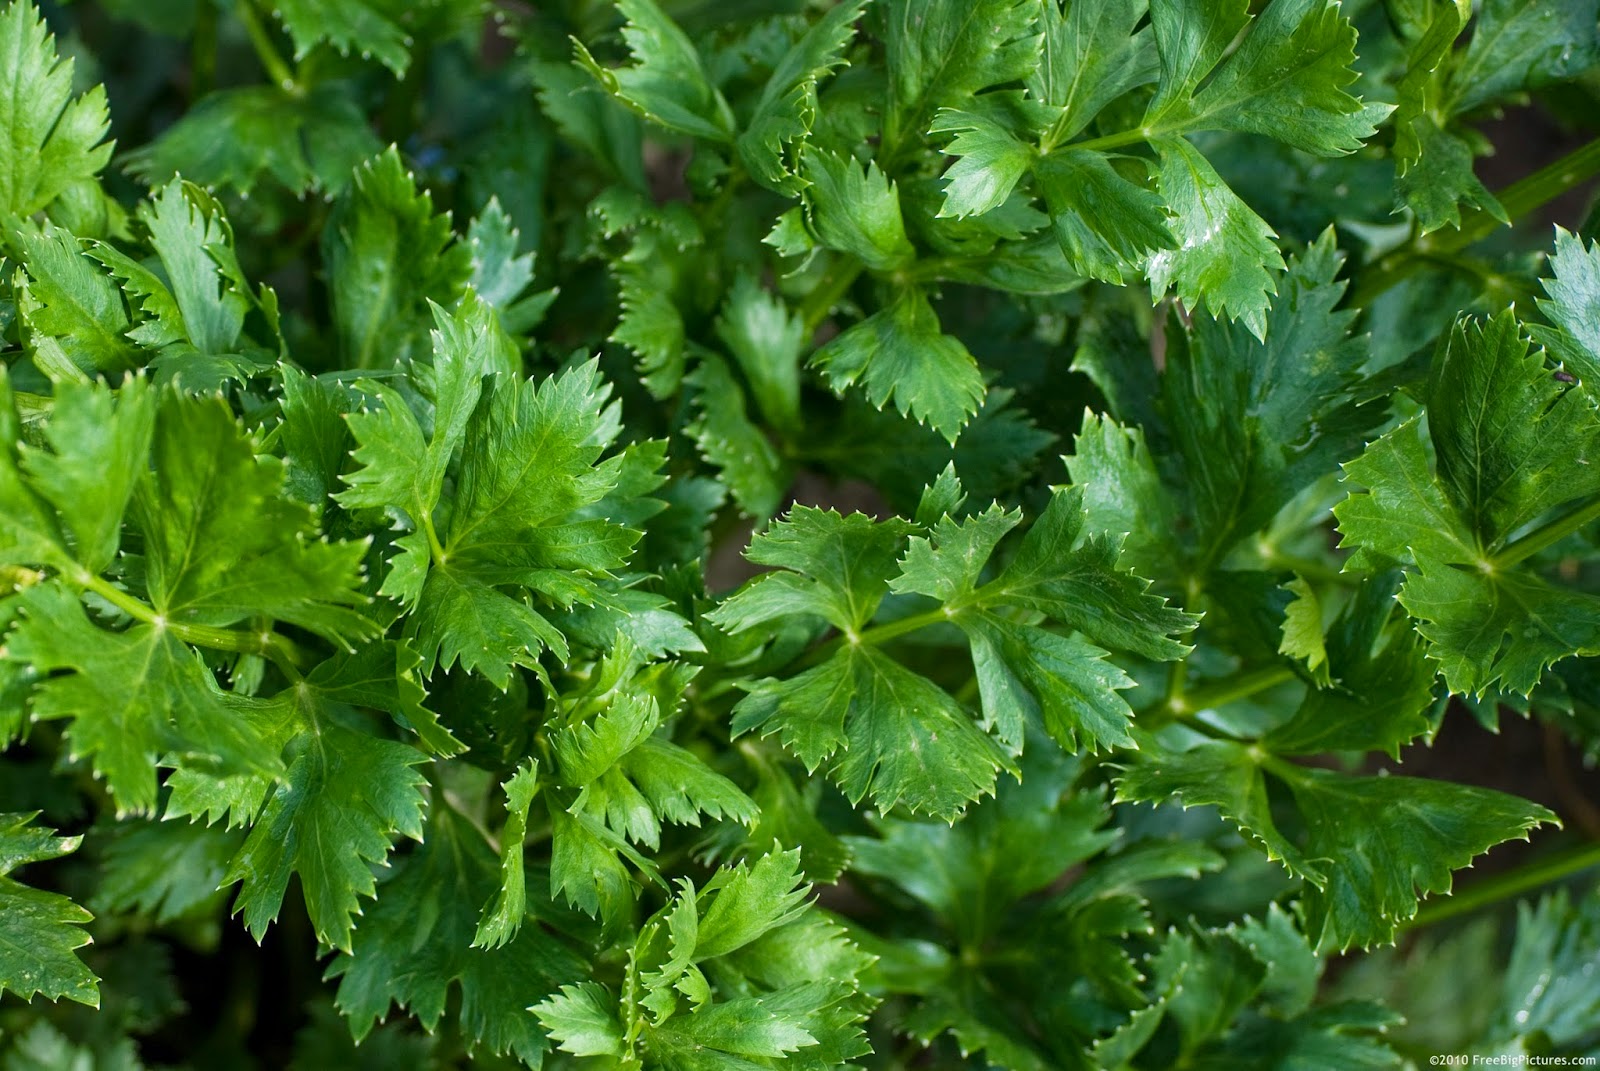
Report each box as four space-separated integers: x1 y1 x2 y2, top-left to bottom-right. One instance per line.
1062 124 1162 154
235 0 299 94
1180 666 1298 713
1493 495 1600 569
799 260 866 336
191 1 217 99
1403 839 1600 933
790 604 960 673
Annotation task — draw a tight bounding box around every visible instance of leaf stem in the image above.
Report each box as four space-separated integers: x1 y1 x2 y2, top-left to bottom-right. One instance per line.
1492 494 1600 569
791 605 960 672
799 259 866 336
77 573 309 671
1177 665 1297 715
1403 838 1600 933
423 513 448 567
192 0 218 98
1063 125 1160 154
235 0 299 94
1348 136 1600 308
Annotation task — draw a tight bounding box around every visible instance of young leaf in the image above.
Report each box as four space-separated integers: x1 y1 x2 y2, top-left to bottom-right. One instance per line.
802 149 916 271
738 0 867 195
1532 227 1600 387
811 287 985 442
880 0 1043 154
932 109 1036 220
473 760 539 950
574 0 735 141
11 222 138 377
323 147 471 370
1146 0 1387 155
0 0 112 219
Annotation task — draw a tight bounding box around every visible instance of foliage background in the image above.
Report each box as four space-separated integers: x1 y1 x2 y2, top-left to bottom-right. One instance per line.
2 0 1600 1067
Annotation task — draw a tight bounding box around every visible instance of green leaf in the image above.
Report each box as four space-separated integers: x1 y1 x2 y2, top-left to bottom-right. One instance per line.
1333 417 1479 571
276 366 357 510
1146 134 1283 339
6 583 279 816
122 179 253 357
1394 117 1506 235
801 149 916 272
1267 573 1436 756
811 287 985 442
226 702 428 951
408 567 566 687
1065 411 1177 577
693 848 810 960
716 273 804 434
1165 231 1380 569
548 807 638 924
1036 148 1173 285
575 0 734 141
0 0 112 219
1402 562 1600 697
1116 738 1556 951
1488 889 1600 1053
442 359 633 602
1390 1 1505 234
932 109 1036 220
1145 0 1386 155
613 266 687 399
12 222 139 377
467 198 553 335
687 353 789 517
0 812 97 1006
1277 577 1329 686
1533 227 1600 387
963 610 1139 753
473 760 538 950
134 392 375 646
880 0 1043 154
733 646 1008 820
1446 0 1600 113
272 0 412 76
17 377 153 573
323 147 471 370
92 818 242 924
305 640 462 756
1289 768 1553 952
535 982 628 1059
328 801 583 1063
737 0 867 195
1029 0 1157 146
1429 310 1600 542
711 507 914 636
987 486 1198 662
846 749 1115 944
126 84 381 198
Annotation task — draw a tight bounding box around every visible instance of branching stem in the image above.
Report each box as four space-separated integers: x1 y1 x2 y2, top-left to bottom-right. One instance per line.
77 572 309 673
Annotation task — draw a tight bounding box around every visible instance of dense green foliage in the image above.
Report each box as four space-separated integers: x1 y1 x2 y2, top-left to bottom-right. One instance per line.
2 0 1600 1066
